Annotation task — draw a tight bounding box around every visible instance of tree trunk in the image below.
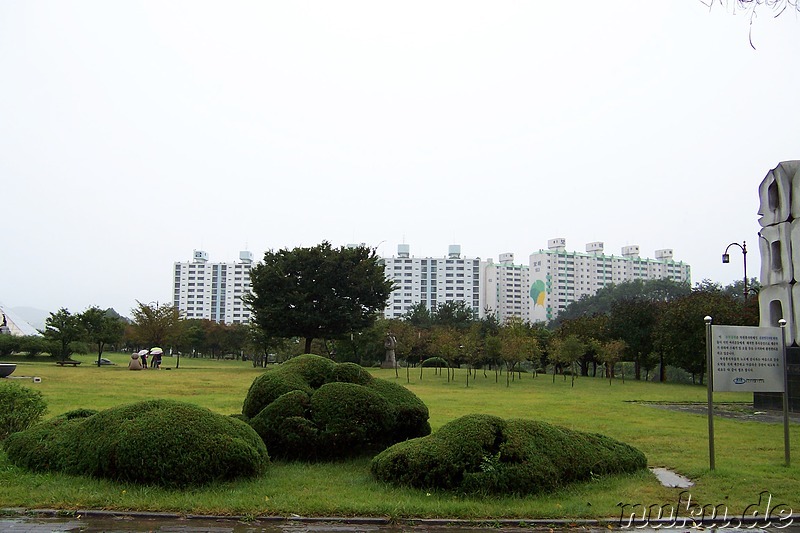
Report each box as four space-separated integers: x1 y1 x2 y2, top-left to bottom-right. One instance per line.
304 337 313 354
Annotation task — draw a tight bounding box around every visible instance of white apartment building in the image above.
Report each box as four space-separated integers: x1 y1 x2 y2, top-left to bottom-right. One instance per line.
482 253 532 323
382 240 690 324
529 238 691 322
173 250 255 325
382 245 483 319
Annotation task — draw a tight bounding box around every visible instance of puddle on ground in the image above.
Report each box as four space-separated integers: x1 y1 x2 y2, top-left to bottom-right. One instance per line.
650 467 694 488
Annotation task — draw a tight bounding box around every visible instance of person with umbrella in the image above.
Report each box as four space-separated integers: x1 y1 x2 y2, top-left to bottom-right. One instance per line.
138 349 149 369
150 347 163 369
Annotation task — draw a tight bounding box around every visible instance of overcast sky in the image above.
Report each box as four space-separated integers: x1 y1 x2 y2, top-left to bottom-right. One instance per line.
2 1 799 317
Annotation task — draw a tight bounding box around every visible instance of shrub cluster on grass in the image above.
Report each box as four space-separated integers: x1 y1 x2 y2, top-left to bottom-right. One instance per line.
3 399 269 487
0 381 47 440
242 354 430 460
370 413 647 496
421 357 448 368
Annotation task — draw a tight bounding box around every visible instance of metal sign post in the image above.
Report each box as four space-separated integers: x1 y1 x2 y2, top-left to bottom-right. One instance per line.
780 319 790 467
709 319 788 468
705 316 715 470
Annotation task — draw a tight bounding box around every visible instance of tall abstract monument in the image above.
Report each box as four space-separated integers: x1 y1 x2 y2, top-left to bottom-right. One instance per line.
756 160 800 411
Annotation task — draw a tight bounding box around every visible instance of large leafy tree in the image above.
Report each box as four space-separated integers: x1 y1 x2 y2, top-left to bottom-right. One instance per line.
653 286 754 385
45 308 85 361
130 301 181 348
244 242 394 354
606 299 662 381
80 307 125 366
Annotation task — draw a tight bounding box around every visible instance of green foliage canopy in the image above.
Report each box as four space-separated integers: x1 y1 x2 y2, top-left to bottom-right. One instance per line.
44 308 85 361
244 242 394 354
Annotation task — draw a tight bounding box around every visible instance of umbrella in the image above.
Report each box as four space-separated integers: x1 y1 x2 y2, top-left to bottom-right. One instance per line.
138 350 149 356
150 347 164 355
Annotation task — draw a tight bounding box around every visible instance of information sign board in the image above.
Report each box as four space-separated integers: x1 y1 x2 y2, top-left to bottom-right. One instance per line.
711 325 785 392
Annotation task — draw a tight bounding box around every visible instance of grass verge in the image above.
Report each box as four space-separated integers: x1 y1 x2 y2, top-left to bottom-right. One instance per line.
0 353 797 519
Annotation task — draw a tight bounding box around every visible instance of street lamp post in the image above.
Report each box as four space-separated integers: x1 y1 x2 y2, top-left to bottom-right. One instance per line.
722 241 748 300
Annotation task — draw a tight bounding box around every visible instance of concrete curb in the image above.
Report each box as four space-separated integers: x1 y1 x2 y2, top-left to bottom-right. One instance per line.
3 508 798 530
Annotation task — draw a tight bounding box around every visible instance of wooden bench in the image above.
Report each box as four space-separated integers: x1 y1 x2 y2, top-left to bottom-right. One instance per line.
55 360 82 367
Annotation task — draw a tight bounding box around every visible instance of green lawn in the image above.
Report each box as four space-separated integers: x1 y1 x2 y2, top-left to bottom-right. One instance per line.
0 352 797 520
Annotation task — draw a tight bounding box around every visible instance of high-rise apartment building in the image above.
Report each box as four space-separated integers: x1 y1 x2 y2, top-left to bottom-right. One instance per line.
528 238 691 322
381 239 690 324
172 239 690 326
382 245 483 319
173 250 255 324
482 253 532 323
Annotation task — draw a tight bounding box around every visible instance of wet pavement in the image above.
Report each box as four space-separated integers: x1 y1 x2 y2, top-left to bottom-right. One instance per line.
1 512 798 533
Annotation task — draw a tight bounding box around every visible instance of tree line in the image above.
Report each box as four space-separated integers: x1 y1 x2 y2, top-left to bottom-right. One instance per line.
1 242 761 387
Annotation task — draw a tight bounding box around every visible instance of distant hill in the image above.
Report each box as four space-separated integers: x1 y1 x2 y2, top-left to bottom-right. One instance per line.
8 306 130 331
9 307 49 332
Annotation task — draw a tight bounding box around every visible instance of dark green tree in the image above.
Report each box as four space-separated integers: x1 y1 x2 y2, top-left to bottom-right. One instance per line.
653 287 754 385
244 242 394 354
432 300 474 329
555 279 689 324
606 299 662 381
44 308 85 361
402 302 433 328
80 307 125 367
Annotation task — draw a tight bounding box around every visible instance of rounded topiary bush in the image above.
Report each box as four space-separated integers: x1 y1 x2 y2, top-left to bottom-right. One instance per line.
4 399 269 487
0 381 47 440
421 357 448 368
311 382 391 457
368 378 431 442
371 414 647 496
242 369 313 419
332 362 374 385
242 354 430 460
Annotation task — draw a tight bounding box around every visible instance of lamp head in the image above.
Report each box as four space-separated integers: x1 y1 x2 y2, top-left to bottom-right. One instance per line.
722 253 730 264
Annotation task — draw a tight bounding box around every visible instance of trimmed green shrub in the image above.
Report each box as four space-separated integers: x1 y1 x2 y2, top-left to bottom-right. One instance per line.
58 408 98 420
421 357 448 368
249 390 316 459
242 368 313 419
4 399 269 487
281 354 336 389
311 382 391 457
371 414 647 496
0 381 47 440
368 378 431 442
242 354 430 460
333 362 374 385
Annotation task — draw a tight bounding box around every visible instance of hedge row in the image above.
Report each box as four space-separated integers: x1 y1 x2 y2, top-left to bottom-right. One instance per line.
370 413 647 496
